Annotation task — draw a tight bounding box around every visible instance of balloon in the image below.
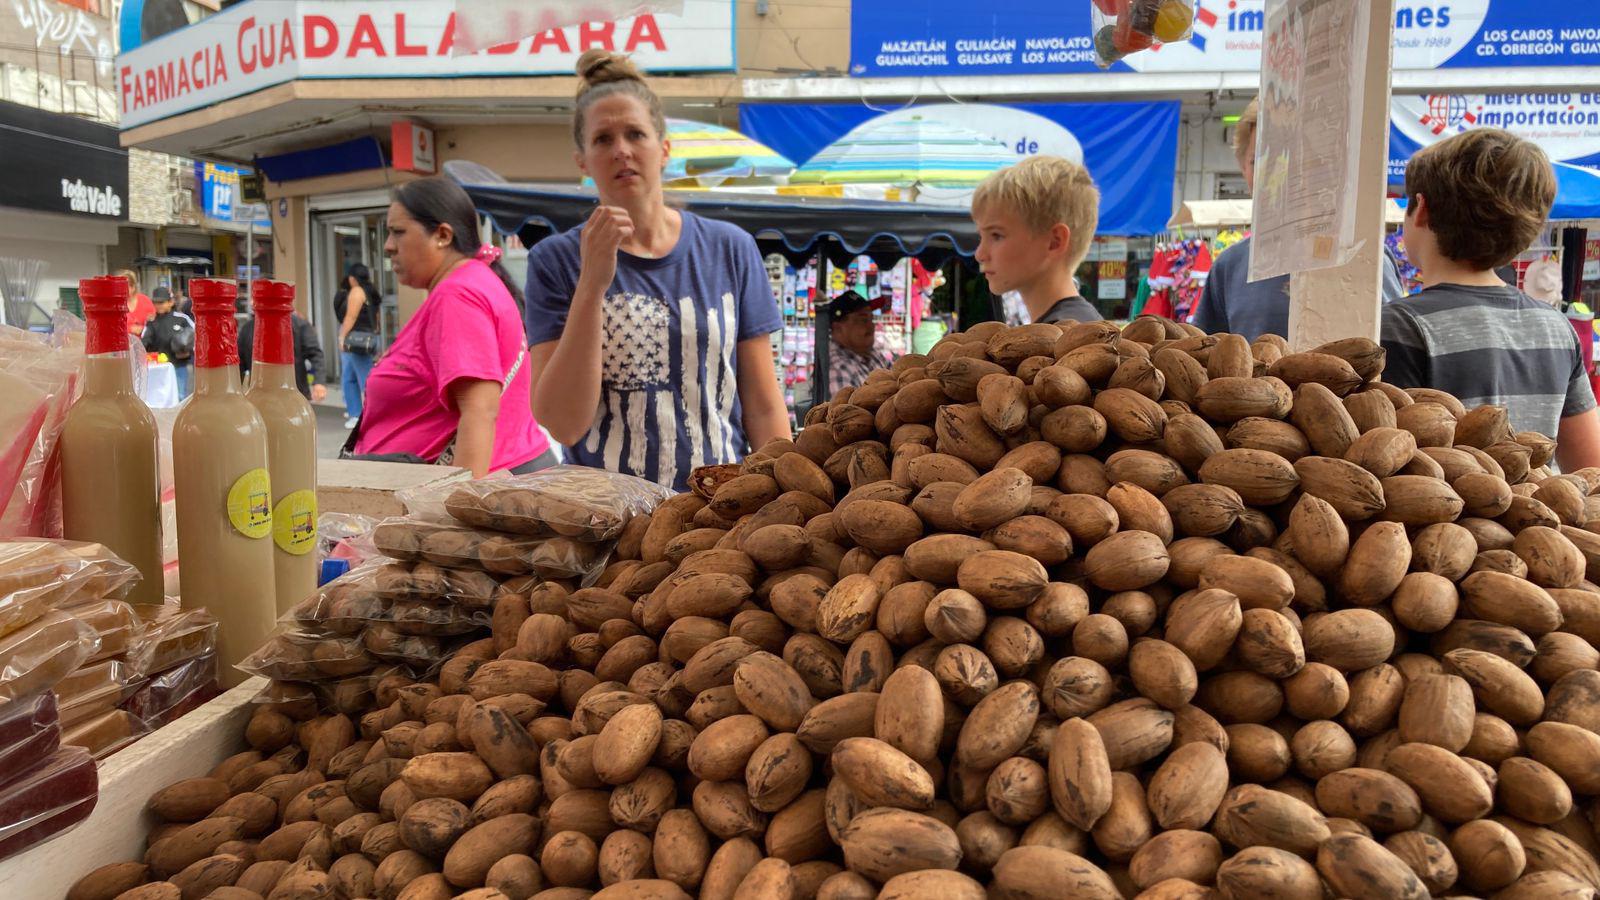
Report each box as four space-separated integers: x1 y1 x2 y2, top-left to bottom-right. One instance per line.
1153 0 1194 42
1113 14 1154 53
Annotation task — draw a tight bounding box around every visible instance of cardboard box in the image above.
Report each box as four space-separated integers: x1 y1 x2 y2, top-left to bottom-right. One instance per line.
317 458 468 520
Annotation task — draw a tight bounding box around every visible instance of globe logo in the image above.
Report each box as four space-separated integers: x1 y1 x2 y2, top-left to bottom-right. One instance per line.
1421 94 1478 135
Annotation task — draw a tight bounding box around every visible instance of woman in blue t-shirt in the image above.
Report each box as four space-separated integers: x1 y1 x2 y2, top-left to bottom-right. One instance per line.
525 50 791 491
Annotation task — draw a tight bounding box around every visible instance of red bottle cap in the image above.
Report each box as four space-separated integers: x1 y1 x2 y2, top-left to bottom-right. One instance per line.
190 278 240 368
80 275 132 355
189 278 239 314
250 280 296 366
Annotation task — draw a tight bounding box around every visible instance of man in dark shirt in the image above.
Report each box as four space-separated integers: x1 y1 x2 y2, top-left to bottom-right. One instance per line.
971 155 1103 325
140 287 195 397
238 311 327 401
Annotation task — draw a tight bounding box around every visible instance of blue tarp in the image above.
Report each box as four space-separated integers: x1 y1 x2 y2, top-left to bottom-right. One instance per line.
739 101 1181 237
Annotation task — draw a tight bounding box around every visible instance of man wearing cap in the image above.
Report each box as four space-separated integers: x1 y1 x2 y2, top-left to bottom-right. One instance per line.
827 291 894 397
239 308 327 402
140 286 195 397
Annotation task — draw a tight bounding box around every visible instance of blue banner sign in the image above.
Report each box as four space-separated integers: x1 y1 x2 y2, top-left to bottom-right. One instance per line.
740 100 1181 236
851 0 1600 77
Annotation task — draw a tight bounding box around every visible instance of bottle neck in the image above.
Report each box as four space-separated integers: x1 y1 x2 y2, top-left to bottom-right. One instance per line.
194 361 243 396
251 360 298 392
85 310 128 357
81 353 135 396
254 309 294 367
194 310 240 370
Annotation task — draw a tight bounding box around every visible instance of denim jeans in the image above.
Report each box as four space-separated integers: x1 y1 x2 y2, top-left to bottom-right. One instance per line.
341 350 375 418
173 362 191 399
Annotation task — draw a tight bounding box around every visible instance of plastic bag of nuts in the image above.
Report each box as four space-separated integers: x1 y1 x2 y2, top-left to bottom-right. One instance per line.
399 464 671 541
370 517 609 581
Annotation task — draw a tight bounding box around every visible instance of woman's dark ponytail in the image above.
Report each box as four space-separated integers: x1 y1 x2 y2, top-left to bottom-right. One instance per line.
394 177 525 313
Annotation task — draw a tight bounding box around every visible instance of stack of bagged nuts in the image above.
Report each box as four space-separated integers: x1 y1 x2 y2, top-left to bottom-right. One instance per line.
69 316 1600 900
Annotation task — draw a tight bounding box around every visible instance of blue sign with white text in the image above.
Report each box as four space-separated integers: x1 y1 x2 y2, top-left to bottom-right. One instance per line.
850 0 1600 77
740 100 1181 236
197 161 270 227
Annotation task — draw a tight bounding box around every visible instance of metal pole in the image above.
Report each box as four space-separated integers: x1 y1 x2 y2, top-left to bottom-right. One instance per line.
814 250 831 406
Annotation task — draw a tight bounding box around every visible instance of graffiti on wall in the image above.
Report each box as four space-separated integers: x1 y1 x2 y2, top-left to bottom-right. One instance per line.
11 0 117 75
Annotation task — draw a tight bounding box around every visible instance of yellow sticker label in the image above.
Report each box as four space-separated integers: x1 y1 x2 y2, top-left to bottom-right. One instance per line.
227 468 273 539
273 489 318 556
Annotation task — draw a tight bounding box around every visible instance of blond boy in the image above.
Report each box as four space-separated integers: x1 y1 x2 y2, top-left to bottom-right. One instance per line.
971 155 1102 324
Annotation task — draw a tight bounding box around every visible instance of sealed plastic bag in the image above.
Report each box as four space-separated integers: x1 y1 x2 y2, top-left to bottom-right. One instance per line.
369 560 502 611
0 316 86 539
0 692 61 779
372 517 608 580
56 660 140 728
0 611 99 704
1091 0 1195 67
127 607 218 678
122 652 218 726
289 581 485 638
63 599 141 663
60 708 148 759
401 465 671 541
0 540 141 637
237 630 377 683
320 512 379 567
0 745 97 861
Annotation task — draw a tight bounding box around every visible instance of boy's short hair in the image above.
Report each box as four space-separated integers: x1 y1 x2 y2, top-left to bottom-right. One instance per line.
1233 98 1259 167
972 155 1100 269
1405 128 1555 271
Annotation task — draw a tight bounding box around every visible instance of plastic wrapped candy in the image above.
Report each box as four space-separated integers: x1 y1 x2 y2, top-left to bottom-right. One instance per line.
1092 0 1195 67
0 540 140 638
0 745 97 861
0 692 62 779
0 611 100 705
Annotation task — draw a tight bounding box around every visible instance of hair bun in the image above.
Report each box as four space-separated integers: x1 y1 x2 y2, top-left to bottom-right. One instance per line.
576 49 644 90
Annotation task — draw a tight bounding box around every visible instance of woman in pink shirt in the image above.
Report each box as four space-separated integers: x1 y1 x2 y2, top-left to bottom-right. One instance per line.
351 177 553 477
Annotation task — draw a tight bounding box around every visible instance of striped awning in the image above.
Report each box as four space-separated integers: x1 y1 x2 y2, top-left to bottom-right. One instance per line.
789 115 1016 188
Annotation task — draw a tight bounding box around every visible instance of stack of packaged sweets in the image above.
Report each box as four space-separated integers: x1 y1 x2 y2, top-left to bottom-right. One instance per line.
239 467 671 715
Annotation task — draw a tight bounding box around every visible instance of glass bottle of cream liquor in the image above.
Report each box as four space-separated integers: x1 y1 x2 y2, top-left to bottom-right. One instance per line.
246 279 318 614
59 275 164 605
173 278 277 685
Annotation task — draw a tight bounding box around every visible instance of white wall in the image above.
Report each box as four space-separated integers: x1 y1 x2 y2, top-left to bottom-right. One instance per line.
1177 99 1254 207
0 210 116 318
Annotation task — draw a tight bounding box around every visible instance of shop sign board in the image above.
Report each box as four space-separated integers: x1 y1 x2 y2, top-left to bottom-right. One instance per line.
0 100 127 221
851 0 1600 77
1586 239 1600 282
197 161 271 228
392 121 437 175
117 0 735 129
1389 93 1600 180
1098 261 1128 300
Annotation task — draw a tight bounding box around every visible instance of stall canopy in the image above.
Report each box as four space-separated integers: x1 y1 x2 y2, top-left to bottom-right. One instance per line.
447 162 981 266
740 101 1181 236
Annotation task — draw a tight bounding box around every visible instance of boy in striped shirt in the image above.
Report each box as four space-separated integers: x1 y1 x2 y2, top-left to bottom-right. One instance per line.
1381 128 1600 471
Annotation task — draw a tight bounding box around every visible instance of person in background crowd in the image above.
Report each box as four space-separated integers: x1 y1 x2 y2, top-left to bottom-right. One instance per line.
119 269 155 338
826 291 893 397
352 176 554 478
1381 128 1600 471
335 263 381 429
238 308 327 402
524 49 790 491
140 287 195 397
1193 98 1406 340
971 155 1104 325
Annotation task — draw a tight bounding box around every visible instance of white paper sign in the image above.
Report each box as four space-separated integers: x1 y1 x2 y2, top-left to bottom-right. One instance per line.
1249 0 1374 283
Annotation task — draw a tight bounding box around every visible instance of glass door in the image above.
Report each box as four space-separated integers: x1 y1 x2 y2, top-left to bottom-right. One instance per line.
311 210 394 380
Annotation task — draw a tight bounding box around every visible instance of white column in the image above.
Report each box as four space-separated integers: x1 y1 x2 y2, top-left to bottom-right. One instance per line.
1286 0 1397 350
